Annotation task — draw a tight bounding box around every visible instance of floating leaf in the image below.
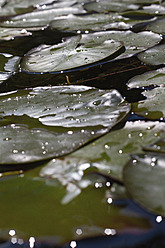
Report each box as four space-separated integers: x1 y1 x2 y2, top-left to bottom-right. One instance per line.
84 1 139 13
0 166 150 245
145 17 165 35
123 153 165 216
0 86 130 165
0 27 32 40
80 30 162 59
50 13 132 32
122 4 165 20
0 6 86 28
0 73 11 85
21 35 124 73
44 121 165 181
132 87 165 119
143 138 165 153
127 67 165 89
0 53 20 73
137 44 165 66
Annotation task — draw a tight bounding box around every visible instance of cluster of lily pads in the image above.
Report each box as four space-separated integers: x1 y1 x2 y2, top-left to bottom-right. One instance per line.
0 0 165 247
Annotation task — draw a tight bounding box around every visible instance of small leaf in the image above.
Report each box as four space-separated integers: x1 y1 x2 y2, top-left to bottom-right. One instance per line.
84 1 139 13
145 17 165 35
0 6 86 28
123 153 165 216
80 30 162 59
127 67 165 89
50 13 131 32
0 27 32 40
132 87 165 119
137 44 165 66
0 53 20 73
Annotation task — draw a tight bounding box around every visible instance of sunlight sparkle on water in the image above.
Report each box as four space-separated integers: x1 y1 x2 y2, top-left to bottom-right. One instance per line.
107 197 113 204
9 230 16 236
29 237 35 248
70 240 77 248
76 228 83 235
156 216 163 223
104 228 116 236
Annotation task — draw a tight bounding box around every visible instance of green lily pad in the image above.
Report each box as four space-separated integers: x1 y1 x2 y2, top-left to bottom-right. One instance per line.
123 4 165 19
132 87 165 119
0 166 150 245
80 30 162 59
0 53 20 73
0 6 86 28
123 153 165 216
84 1 139 13
45 121 165 181
0 73 11 85
127 67 165 89
49 13 132 32
0 27 32 40
21 35 124 73
137 44 165 66
145 17 165 35
143 138 165 153
0 85 130 165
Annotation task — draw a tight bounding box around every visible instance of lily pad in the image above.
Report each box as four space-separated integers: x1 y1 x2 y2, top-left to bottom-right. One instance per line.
0 166 150 245
0 73 11 85
44 121 165 181
143 138 165 153
145 17 165 35
127 67 165 89
0 27 32 40
0 6 86 28
84 1 139 13
137 44 165 66
132 87 165 119
21 35 124 73
123 153 165 216
80 30 162 58
0 85 130 165
123 4 165 19
49 13 131 32
0 53 20 73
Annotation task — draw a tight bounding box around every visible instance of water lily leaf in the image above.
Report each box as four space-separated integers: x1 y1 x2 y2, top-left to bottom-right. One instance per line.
127 67 165 89
84 1 139 13
0 6 86 28
137 44 165 66
132 87 165 119
143 138 165 153
0 73 11 85
145 17 165 35
21 35 124 73
0 85 130 165
0 53 20 73
0 166 150 245
45 121 165 181
0 27 32 40
50 13 132 32
80 30 162 59
123 4 165 19
123 153 165 216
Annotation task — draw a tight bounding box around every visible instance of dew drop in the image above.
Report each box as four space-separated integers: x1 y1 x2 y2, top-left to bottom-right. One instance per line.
107 197 113 204
12 149 18 154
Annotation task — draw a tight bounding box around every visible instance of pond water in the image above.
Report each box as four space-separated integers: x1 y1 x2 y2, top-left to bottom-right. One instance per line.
0 1 165 248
